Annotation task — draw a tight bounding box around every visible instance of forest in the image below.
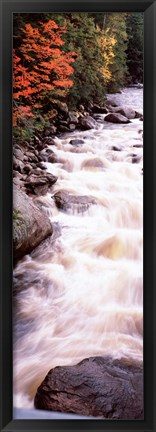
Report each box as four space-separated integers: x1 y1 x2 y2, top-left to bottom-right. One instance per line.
13 12 143 142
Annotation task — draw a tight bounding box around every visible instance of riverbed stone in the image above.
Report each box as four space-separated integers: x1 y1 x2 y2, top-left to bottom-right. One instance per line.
109 106 136 119
69 139 85 146
81 158 105 169
13 186 53 261
92 105 108 114
78 115 98 130
104 113 130 124
25 173 57 196
53 191 97 214
34 356 143 419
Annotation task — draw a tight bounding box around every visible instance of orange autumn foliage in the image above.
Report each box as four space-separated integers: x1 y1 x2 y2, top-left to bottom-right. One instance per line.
13 20 76 124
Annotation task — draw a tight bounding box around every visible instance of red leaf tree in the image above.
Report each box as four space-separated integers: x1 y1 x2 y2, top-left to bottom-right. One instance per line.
13 20 76 125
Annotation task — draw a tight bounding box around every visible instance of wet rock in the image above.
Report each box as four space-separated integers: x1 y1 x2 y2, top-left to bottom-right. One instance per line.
40 149 55 162
92 105 108 114
59 125 70 133
25 152 39 163
69 139 85 146
135 111 143 119
133 144 143 148
44 126 57 136
13 185 53 261
34 135 42 148
53 191 97 214
104 113 130 124
68 112 79 124
43 137 56 146
25 173 57 196
139 116 143 121
112 145 122 151
48 154 58 163
69 124 76 131
82 158 105 169
132 155 142 164
78 115 98 130
23 164 32 174
34 356 143 420
37 162 47 170
14 148 24 161
109 106 136 119
13 157 25 173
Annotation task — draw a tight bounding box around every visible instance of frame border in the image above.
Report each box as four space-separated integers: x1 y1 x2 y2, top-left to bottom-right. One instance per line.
0 1 155 431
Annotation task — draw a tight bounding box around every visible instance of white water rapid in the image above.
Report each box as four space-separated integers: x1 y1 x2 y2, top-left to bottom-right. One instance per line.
13 87 143 410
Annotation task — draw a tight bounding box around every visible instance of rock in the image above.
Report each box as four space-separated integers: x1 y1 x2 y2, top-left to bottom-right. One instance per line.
13 186 53 261
44 126 57 136
69 139 85 146
112 145 122 151
82 158 105 169
78 116 98 130
135 111 143 119
26 152 39 163
14 148 24 161
34 135 42 147
53 191 97 214
43 137 56 146
48 154 58 163
53 101 68 116
139 116 143 121
40 149 55 162
92 105 108 114
13 157 25 173
34 356 143 420
68 112 79 124
69 124 76 131
132 155 142 164
109 106 136 119
23 164 32 173
37 162 47 170
58 125 70 133
104 113 130 124
25 173 57 196
105 100 118 107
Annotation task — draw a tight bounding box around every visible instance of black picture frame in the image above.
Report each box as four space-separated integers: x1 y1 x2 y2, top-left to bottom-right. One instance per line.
0 0 155 431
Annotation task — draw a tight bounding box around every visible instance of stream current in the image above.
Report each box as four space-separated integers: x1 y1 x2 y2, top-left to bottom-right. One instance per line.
13 87 143 409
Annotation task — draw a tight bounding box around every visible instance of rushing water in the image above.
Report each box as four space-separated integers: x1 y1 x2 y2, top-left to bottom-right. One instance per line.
13 87 143 410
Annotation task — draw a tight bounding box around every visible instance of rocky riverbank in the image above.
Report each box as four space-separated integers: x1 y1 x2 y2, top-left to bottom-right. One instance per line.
13 97 143 261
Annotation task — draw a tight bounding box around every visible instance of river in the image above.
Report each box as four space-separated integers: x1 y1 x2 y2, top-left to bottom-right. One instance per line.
13 87 143 410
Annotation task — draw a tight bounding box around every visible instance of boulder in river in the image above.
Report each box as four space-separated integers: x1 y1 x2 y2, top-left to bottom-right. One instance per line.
53 190 97 214
13 186 53 261
25 173 57 196
78 115 98 130
104 113 131 124
81 157 105 169
69 139 85 146
109 106 136 119
34 356 143 420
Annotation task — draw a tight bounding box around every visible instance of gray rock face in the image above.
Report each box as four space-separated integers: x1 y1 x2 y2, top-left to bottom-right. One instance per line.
109 106 136 119
104 113 130 124
79 115 98 130
34 356 143 420
53 191 97 214
13 186 53 260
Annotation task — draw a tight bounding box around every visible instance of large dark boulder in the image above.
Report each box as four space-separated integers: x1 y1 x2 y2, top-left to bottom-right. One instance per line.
34 356 143 420
104 113 130 124
13 186 53 261
53 190 97 214
78 115 98 130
